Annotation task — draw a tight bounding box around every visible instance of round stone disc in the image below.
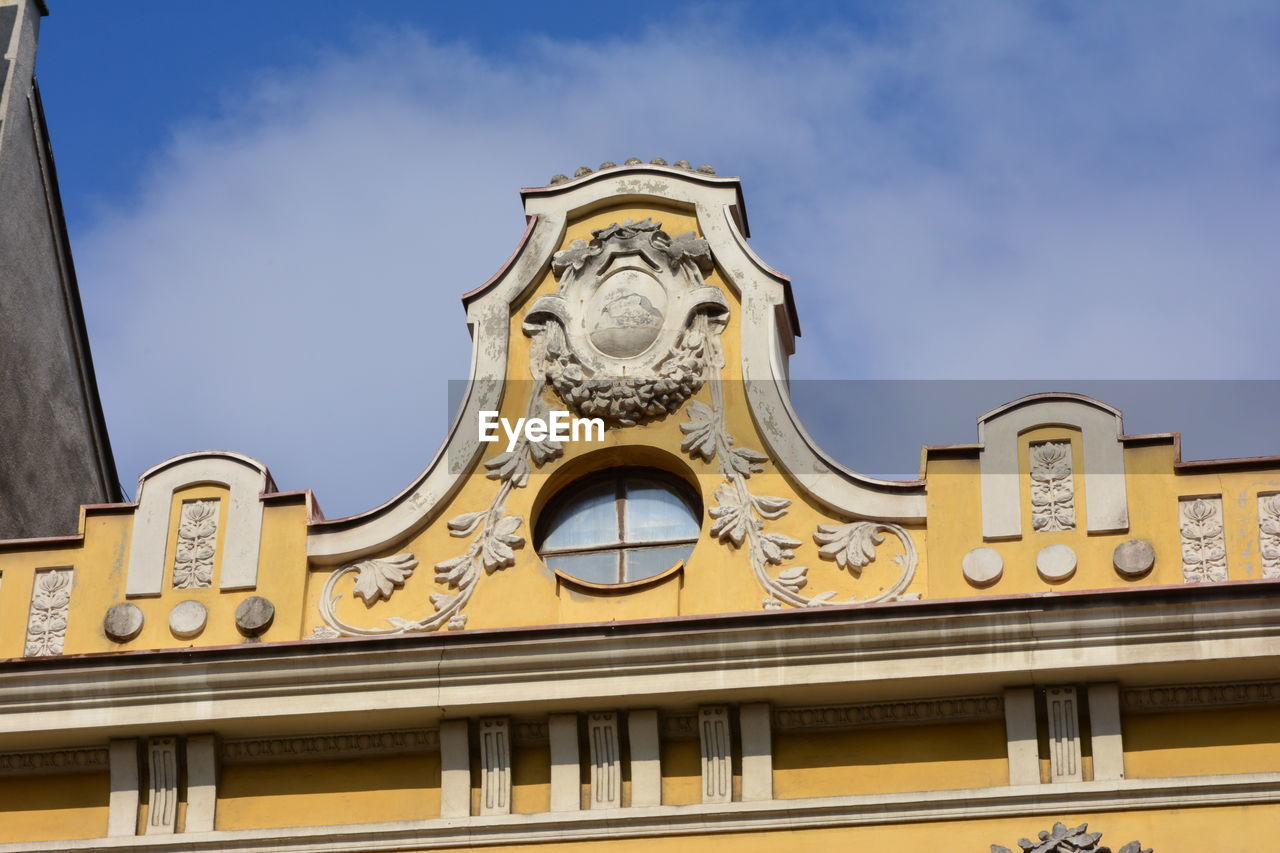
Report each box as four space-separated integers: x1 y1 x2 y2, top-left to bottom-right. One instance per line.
235 595 275 637
962 547 1004 586
1036 543 1078 581
169 600 208 640
103 602 144 643
1113 539 1155 577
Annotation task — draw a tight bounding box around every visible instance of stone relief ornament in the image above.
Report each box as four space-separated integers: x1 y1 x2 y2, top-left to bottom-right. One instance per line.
523 218 728 426
678 313 916 609
1179 497 1227 583
25 568 73 657
315 367 565 637
1030 441 1076 532
173 499 218 589
1258 493 1280 578
990 821 1150 853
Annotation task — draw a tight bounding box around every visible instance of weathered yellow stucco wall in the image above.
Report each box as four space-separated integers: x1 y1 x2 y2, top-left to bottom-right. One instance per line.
773 721 1009 798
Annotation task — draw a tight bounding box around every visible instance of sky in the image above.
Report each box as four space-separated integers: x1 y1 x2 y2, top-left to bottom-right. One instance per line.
32 1 1280 516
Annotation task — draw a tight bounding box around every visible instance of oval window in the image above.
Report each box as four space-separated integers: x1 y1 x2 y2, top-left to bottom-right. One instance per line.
536 469 701 586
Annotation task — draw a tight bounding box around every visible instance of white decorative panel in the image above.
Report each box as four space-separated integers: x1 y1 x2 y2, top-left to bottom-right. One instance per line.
1003 688 1039 786
107 739 141 837
1180 497 1227 582
173 499 219 589
1088 684 1124 782
438 720 470 818
1258 494 1280 578
698 706 732 804
588 712 621 809
1030 441 1076 532
24 567 72 657
627 709 661 808
548 714 580 812
1046 687 1083 783
145 737 178 835
479 718 511 816
185 735 218 833
739 703 772 802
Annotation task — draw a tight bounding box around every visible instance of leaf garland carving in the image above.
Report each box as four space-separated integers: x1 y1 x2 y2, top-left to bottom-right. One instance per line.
679 315 917 609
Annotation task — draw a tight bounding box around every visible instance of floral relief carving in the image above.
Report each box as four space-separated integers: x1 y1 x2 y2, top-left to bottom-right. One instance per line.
173 499 218 589
1258 494 1280 578
24 568 72 657
1030 441 1076 532
1179 497 1227 583
679 315 916 610
991 821 1150 853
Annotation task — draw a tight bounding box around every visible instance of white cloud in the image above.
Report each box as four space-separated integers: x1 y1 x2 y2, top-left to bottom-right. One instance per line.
77 3 1280 515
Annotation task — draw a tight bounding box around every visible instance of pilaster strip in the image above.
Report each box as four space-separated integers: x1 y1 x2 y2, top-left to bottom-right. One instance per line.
438 720 470 818
479 718 511 816
587 712 620 809
775 695 1002 730
698 706 732 804
1046 686 1083 783
1088 684 1124 782
107 739 140 837
1003 688 1039 786
627 709 661 808
739 703 772 802
144 737 178 836
184 735 217 834
221 728 437 763
548 714 580 812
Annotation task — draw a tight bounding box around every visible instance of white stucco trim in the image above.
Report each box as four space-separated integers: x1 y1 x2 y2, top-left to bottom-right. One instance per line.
978 395 1129 539
1 773 1278 852
0 587 1275 741
125 452 269 596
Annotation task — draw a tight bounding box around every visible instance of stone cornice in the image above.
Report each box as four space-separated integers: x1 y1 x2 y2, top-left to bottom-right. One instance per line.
0 583 1275 743
0 773 1276 852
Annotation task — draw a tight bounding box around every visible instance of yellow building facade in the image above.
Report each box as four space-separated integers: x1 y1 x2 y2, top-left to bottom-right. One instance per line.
0 160 1278 853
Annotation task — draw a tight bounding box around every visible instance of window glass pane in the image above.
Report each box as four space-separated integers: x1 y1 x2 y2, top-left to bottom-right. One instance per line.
541 481 619 551
623 479 700 543
546 551 623 585
624 545 695 582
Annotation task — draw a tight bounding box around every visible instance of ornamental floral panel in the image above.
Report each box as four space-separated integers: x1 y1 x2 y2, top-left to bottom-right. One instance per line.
1030 440 1076 532
1258 493 1280 578
25 568 72 657
173 499 219 589
1179 497 1227 583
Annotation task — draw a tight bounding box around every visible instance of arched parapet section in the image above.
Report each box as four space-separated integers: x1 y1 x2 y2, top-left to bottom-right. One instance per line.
125 451 273 596
306 165 925 566
977 393 1129 539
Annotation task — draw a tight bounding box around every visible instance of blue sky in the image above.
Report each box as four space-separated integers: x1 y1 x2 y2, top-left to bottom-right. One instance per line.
32 2 1280 515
